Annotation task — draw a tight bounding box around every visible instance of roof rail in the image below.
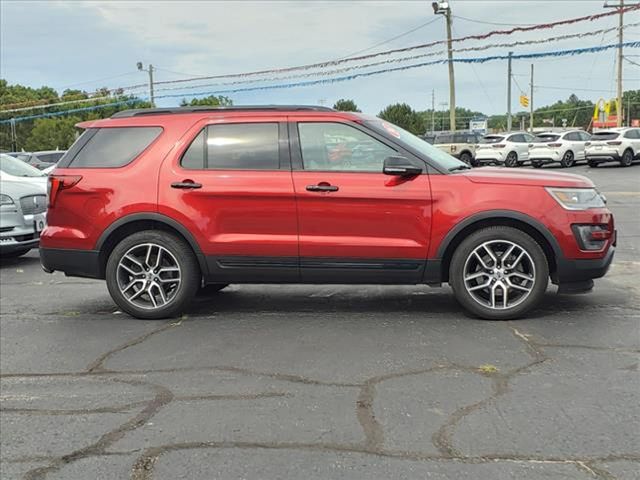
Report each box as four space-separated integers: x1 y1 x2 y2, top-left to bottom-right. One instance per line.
111 105 335 118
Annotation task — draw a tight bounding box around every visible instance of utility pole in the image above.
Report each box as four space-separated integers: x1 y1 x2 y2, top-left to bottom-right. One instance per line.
432 1 456 132
9 118 17 151
137 62 155 107
529 63 534 133
604 0 624 127
431 89 435 133
507 51 513 131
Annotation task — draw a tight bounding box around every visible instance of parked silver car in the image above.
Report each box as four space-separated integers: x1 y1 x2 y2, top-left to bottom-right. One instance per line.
0 178 47 258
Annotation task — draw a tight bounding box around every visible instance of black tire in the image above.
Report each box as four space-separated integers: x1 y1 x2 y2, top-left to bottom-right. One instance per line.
459 151 472 165
449 226 549 320
587 158 599 168
560 150 575 168
505 151 518 168
197 283 229 296
1 248 31 258
621 149 633 167
105 230 200 319
531 160 543 168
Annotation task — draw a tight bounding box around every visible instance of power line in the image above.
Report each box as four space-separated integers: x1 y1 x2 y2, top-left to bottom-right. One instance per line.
153 41 640 101
337 17 441 60
453 16 538 27
0 99 143 125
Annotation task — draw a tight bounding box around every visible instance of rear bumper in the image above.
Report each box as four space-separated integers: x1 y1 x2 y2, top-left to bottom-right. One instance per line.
40 247 102 279
586 152 621 162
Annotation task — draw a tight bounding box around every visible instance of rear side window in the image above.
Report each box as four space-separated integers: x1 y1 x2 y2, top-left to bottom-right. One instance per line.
181 123 279 170
434 134 453 144
67 127 162 168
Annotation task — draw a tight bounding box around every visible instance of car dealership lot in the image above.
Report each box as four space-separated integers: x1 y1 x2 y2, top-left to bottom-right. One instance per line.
1 164 638 480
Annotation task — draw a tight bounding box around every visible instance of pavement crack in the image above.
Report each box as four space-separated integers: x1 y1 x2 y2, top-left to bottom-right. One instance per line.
23 379 174 480
85 321 183 373
356 382 384 451
0 400 148 416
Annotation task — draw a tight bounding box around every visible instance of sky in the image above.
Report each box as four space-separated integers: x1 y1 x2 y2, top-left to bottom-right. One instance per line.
1 0 639 118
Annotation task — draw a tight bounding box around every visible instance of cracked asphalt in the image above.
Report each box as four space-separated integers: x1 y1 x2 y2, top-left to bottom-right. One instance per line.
1 164 639 480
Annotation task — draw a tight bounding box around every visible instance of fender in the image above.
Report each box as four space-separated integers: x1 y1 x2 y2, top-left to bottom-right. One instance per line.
435 209 563 260
95 212 208 275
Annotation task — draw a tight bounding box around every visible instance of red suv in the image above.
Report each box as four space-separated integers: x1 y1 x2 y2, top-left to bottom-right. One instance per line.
40 106 615 320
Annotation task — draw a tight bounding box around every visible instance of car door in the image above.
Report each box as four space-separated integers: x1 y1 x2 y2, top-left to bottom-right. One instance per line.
158 117 299 282
289 119 432 283
626 128 640 156
507 134 526 160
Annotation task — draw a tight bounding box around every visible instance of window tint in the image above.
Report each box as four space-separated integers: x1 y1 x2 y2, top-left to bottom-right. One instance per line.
623 129 639 139
69 127 162 168
508 134 524 143
580 132 591 141
298 122 396 172
453 133 470 143
592 131 620 141
480 135 505 144
181 129 205 169
207 123 279 170
535 134 560 143
434 134 453 144
563 132 579 141
36 152 64 163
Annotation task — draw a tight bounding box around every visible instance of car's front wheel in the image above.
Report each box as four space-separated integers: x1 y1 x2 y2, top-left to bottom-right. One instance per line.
105 230 200 319
449 227 549 320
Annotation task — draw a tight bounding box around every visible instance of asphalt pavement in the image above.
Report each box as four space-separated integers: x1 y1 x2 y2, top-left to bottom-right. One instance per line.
1 163 639 480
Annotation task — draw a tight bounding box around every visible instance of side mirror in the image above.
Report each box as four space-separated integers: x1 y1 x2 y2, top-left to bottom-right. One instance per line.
383 156 422 176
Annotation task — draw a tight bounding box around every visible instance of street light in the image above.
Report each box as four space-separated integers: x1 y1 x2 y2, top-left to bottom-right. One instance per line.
432 1 456 132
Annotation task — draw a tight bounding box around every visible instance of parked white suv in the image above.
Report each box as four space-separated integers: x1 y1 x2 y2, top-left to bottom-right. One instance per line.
530 130 591 168
586 128 640 167
474 132 535 167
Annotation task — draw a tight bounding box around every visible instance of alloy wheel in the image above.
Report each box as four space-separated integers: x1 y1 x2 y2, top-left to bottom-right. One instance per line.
116 243 182 310
462 240 536 310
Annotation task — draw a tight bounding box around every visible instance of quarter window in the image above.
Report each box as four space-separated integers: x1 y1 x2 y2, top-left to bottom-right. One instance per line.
69 127 162 168
298 122 396 172
181 123 280 170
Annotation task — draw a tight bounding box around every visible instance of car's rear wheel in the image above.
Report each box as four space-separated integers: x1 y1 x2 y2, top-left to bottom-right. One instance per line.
105 230 200 319
560 150 575 168
505 151 518 167
460 151 472 165
621 149 634 167
449 227 549 320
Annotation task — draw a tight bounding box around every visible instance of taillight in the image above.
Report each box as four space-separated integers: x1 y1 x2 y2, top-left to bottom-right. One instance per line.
48 175 82 208
547 143 562 147
492 144 506 148
607 141 622 145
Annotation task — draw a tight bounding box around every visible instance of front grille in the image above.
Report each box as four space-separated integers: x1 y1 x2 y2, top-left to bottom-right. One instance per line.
20 195 47 215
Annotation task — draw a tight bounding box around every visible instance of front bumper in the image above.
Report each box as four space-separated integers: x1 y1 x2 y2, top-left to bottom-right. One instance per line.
0 212 45 254
555 245 615 293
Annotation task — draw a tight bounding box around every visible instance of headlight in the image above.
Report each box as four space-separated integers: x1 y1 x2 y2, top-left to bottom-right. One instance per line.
0 194 15 206
545 187 605 210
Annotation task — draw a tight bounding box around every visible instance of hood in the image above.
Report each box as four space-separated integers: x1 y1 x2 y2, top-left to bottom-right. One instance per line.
460 167 594 188
0 179 47 200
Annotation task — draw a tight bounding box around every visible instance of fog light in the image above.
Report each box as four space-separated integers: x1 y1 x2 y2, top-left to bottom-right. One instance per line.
572 224 610 250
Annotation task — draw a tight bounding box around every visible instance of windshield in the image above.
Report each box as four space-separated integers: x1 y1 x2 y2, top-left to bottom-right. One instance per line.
364 120 466 171
0 154 46 178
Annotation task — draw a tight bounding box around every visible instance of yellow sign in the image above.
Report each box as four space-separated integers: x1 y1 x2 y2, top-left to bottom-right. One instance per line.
520 94 529 108
593 98 619 120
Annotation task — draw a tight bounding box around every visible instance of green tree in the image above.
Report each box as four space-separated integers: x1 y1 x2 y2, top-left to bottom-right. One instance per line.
180 95 233 107
333 99 360 112
23 116 82 151
622 89 640 124
378 103 423 135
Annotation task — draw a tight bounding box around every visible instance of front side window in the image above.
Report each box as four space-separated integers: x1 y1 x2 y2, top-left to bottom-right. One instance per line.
181 123 279 170
69 127 162 168
298 122 396 172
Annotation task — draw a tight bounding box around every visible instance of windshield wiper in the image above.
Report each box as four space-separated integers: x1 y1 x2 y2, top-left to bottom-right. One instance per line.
448 165 471 172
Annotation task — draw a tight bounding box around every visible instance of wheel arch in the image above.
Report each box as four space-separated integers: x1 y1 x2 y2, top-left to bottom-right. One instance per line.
436 210 561 283
95 213 208 278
